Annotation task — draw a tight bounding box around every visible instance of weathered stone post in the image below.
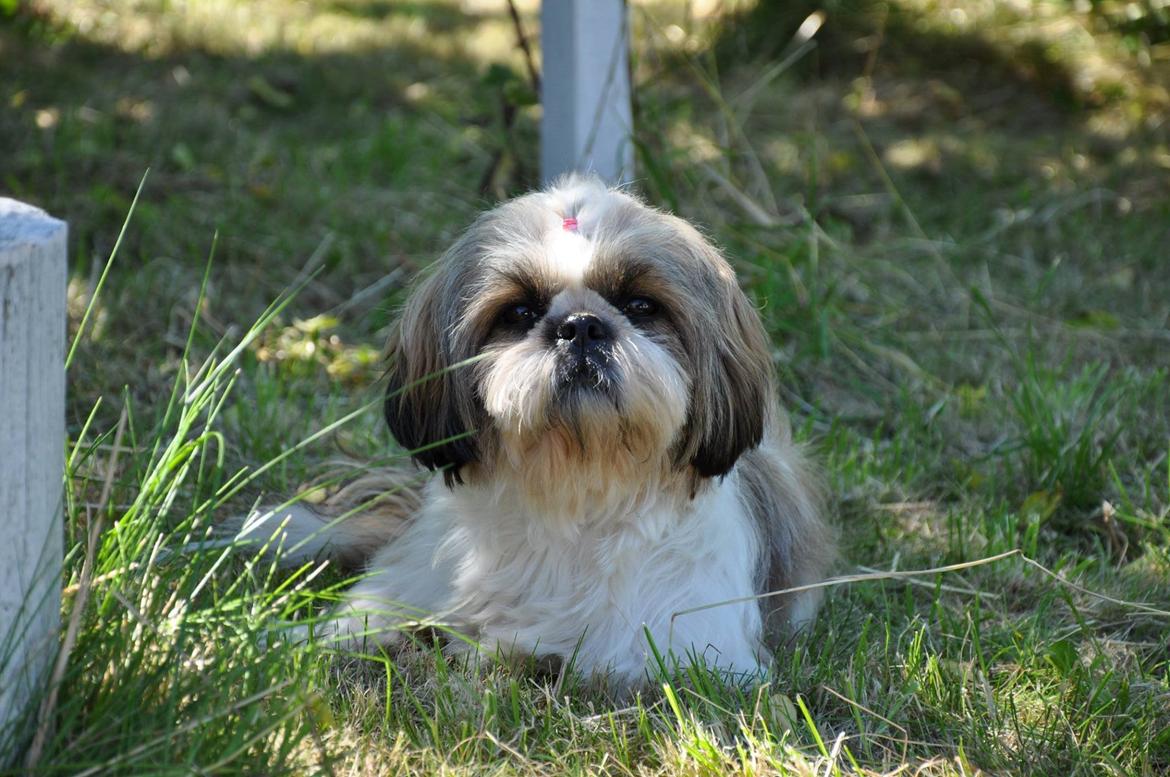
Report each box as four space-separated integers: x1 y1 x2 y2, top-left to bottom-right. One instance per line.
541 0 634 184
0 200 66 752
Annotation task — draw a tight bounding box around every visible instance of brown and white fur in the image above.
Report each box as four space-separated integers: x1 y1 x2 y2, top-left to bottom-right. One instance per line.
236 175 834 685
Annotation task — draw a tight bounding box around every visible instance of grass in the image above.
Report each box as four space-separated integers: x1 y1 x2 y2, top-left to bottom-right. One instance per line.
3 0 1170 773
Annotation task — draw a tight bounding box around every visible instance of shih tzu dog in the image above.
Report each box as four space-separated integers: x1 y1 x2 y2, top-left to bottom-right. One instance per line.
239 175 834 685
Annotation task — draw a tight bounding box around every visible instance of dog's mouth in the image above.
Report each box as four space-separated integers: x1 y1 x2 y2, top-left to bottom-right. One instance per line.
552 347 618 400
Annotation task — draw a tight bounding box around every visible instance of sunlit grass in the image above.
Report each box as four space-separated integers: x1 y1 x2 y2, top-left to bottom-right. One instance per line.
36 0 534 61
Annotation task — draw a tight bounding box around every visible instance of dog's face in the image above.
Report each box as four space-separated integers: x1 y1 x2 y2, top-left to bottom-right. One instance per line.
384 177 774 510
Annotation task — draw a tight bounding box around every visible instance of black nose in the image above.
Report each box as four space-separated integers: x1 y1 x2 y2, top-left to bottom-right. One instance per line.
556 313 610 347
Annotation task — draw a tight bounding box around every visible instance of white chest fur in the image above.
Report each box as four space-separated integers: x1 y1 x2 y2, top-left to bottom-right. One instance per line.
342 472 766 684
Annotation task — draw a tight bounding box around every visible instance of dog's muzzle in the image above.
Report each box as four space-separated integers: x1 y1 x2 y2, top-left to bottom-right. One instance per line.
550 312 617 395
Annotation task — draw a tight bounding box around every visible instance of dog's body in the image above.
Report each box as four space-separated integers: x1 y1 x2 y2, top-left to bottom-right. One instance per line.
242 176 833 685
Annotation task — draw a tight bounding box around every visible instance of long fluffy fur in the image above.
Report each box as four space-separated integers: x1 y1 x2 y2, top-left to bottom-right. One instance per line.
237 175 835 686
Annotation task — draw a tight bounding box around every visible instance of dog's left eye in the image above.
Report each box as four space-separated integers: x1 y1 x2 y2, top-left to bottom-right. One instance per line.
500 303 541 328
622 297 659 319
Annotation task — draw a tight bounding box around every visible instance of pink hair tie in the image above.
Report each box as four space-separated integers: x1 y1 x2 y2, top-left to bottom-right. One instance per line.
562 217 579 232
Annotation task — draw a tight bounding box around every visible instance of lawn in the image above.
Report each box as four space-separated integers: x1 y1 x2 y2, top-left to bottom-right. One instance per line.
2 0 1169 773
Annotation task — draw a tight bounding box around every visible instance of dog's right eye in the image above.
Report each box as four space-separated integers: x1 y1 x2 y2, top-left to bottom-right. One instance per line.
500 303 541 328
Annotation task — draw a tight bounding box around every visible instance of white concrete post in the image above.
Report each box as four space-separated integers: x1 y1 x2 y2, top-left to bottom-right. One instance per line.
0 200 66 751
541 0 634 184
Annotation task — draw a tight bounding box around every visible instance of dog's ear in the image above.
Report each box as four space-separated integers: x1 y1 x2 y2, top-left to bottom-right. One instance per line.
384 269 478 483
674 242 773 479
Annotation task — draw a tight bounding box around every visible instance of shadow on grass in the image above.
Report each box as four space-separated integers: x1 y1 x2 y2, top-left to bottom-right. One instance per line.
1 4 532 265
716 0 1111 111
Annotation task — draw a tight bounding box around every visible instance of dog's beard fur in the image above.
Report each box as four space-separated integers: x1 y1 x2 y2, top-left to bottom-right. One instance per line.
236 175 835 685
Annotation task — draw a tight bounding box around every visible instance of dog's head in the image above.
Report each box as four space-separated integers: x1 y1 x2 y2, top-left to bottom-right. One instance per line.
384 176 773 509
